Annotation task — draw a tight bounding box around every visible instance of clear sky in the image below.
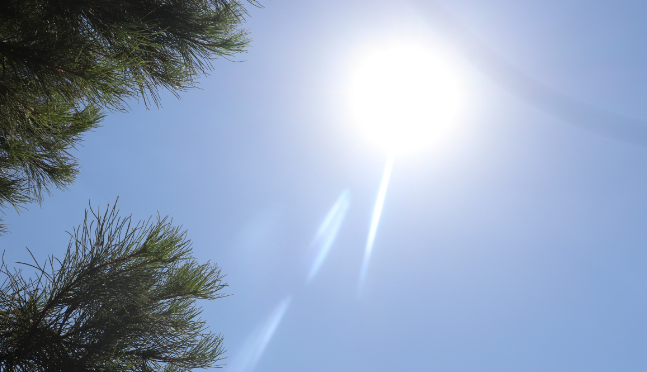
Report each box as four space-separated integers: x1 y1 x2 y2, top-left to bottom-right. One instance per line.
4 0 647 371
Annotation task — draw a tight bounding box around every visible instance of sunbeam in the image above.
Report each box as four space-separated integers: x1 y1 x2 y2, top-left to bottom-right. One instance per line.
359 153 395 291
227 297 292 372
306 190 351 284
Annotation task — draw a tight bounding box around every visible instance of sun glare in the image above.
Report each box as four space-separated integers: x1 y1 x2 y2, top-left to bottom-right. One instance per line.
350 46 461 153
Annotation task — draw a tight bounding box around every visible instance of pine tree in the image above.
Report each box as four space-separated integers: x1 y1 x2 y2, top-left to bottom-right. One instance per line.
0 203 229 371
0 0 258 231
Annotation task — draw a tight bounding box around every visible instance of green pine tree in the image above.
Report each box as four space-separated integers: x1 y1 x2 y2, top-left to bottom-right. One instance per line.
0 203 229 371
0 0 259 232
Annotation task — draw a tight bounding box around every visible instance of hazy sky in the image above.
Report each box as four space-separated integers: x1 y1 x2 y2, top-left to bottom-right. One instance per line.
5 0 647 371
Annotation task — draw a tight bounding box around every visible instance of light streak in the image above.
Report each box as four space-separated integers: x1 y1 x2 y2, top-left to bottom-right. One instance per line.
227 297 292 372
306 190 351 284
359 153 395 291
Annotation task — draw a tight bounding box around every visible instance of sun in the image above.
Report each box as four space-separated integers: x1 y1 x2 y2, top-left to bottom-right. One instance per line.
350 45 461 153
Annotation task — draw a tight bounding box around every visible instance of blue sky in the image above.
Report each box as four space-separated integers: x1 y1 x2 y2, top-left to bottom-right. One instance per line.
4 0 647 371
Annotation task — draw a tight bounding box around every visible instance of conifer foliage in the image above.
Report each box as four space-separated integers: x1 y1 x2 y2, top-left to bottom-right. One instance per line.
0 0 257 230
0 203 229 371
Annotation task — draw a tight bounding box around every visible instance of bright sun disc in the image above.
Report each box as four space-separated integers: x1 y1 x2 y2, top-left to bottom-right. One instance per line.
351 46 461 152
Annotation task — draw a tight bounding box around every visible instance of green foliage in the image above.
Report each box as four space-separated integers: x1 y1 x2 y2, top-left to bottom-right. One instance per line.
0 99 102 214
0 203 229 371
0 0 259 231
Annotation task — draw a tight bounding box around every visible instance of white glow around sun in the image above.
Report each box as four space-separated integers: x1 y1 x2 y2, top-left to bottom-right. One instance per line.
350 46 462 153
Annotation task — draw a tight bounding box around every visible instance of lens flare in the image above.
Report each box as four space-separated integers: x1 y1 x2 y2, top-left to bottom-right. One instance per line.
227 297 292 372
306 190 351 284
359 153 395 291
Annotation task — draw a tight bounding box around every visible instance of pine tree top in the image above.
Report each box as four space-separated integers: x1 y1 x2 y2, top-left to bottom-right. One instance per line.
0 0 260 231
0 202 230 371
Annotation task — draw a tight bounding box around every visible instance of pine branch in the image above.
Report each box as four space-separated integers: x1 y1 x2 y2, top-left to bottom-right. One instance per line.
0 0 260 233
0 201 229 371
